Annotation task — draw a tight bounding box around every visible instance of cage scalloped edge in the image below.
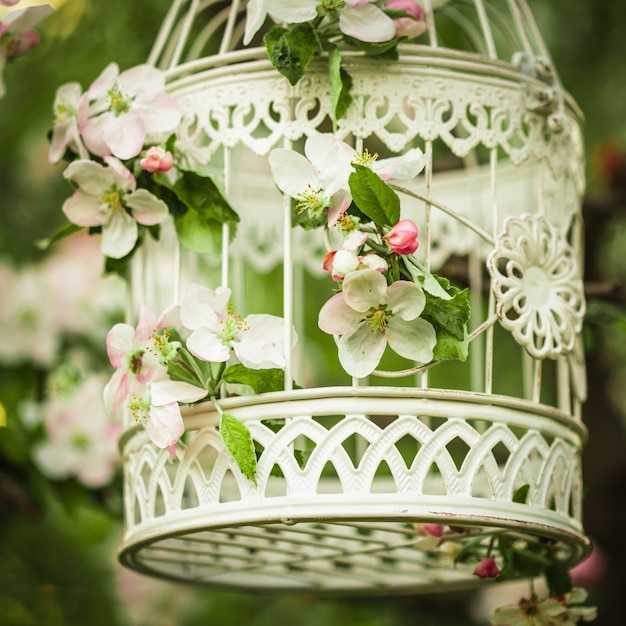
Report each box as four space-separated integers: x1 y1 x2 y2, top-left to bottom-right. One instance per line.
118 387 589 593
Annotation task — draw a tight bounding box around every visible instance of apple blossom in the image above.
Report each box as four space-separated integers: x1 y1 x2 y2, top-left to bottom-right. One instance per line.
318 269 436 377
489 589 597 626
244 0 396 45
126 378 207 458
103 306 166 415
473 557 500 579
270 133 426 225
385 0 426 39
49 81 89 163
180 283 294 370
62 156 169 258
385 219 419 254
80 62 181 160
32 375 123 488
140 145 174 173
0 4 52 98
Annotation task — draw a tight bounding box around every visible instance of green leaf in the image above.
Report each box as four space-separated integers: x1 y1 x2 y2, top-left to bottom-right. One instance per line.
264 23 318 86
35 222 83 250
174 210 224 255
420 274 471 362
328 47 353 121
223 364 289 394
220 413 258 485
512 483 531 504
348 164 400 226
158 169 239 225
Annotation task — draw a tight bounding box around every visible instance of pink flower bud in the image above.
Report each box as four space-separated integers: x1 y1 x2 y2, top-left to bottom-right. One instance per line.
417 523 444 537
140 146 174 173
386 219 419 255
385 0 426 40
1 1 22 6
473 557 500 579
323 250 337 275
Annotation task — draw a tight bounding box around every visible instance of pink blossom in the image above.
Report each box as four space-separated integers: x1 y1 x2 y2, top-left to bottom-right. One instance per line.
103 307 165 414
386 219 419 255
385 0 426 39
80 63 181 160
473 557 500 579
140 145 174 173
0 1 21 6
33 375 123 488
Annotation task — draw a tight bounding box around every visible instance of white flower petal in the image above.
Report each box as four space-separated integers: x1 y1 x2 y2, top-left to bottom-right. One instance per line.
125 189 169 225
106 322 135 367
234 314 290 369
269 148 321 197
342 269 388 312
243 0 266 45
63 159 116 194
374 148 426 180
180 283 230 330
386 280 425 320
186 327 231 362
101 210 138 259
318 293 362 335
339 4 396 43
135 92 182 136
146 402 184 449
150 379 207 406
101 110 146 160
338 326 387 378
266 0 318 24
62 190 107 227
387 317 436 363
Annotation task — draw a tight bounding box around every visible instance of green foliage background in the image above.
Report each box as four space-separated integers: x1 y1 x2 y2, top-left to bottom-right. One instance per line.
2 1 626 625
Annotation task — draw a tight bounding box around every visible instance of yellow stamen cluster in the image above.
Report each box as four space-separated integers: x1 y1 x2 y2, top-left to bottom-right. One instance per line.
108 85 131 116
365 306 392 334
353 148 379 167
127 393 150 425
295 184 329 217
321 0 345 13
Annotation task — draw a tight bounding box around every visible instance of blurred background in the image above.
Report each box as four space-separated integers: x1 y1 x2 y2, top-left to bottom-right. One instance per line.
1 1 625 624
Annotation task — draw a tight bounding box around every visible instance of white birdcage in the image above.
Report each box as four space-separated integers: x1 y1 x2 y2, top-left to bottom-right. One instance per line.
118 0 589 593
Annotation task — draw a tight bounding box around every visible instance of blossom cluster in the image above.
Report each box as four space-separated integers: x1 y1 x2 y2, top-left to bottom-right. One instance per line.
269 132 469 378
0 1 52 98
103 283 293 456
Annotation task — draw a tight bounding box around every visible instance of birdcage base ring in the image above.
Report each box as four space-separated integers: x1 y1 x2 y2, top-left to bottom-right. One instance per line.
118 388 589 592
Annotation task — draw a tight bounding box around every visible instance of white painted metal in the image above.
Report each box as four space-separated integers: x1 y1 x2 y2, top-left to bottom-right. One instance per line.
120 0 589 591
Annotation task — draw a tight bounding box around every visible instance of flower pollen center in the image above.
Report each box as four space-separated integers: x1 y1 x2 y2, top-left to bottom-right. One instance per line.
353 148 379 167
128 350 144 374
321 0 345 13
100 186 125 217
53 102 76 125
127 393 150 425
365 305 392 334
217 311 249 346
108 85 132 116
295 185 330 218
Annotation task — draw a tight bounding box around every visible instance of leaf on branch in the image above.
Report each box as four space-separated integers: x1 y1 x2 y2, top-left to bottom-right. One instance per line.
328 47 353 122
220 413 257 485
512 483 531 504
421 274 471 361
264 23 318 86
35 223 83 250
349 164 400 226
223 364 300 394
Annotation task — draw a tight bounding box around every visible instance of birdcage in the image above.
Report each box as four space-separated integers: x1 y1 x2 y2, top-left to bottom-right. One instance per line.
117 0 589 593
